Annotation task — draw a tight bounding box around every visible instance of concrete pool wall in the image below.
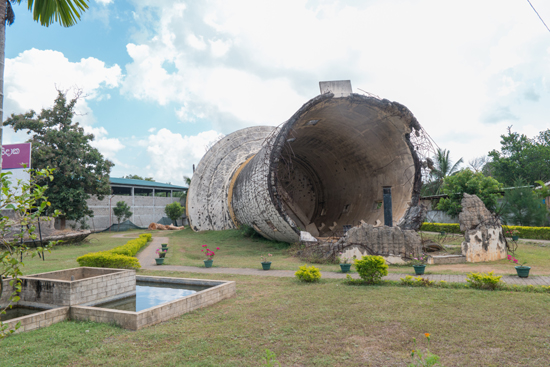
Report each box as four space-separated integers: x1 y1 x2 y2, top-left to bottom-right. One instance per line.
71 275 236 330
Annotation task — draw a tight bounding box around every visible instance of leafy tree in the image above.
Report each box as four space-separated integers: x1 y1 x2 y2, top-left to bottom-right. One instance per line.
3 92 113 226
488 127 550 186
436 169 503 217
500 180 548 226
422 148 463 196
123 175 154 181
0 0 89 167
1 168 60 337
165 202 185 225
113 201 132 230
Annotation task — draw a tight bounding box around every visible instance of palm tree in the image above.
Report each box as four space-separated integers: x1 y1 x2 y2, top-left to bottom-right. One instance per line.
0 0 89 166
422 148 464 195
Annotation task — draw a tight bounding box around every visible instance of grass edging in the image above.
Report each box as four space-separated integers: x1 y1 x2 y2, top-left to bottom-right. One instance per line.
343 275 550 293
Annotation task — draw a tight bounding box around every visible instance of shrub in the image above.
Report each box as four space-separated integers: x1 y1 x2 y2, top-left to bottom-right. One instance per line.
295 264 322 282
400 276 434 287
420 222 550 240
354 255 388 284
76 252 141 269
109 234 151 256
466 271 502 290
76 233 152 269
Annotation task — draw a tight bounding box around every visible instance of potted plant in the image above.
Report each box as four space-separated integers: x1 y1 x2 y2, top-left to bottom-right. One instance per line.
338 252 353 273
155 249 165 265
156 248 167 258
506 229 520 242
161 243 169 252
260 253 273 270
201 244 220 268
410 254 429 275
508 254 530 278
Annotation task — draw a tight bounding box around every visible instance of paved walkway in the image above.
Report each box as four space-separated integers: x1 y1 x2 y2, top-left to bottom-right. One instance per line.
134 235 550 286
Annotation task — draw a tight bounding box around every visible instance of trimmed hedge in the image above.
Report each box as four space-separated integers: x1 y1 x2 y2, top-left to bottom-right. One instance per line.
77 233 152 269
420 222 550 240
76 252 141 269
420 222 461 234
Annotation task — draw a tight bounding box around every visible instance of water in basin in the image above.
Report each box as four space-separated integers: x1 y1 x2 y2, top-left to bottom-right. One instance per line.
95 281 211 312
0 306 44 321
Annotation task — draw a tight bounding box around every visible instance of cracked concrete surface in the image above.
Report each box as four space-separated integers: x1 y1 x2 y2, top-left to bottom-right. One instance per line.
188 81 424 243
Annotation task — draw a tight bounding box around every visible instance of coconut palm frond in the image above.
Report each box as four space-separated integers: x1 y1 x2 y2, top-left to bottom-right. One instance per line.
26 0 89 27
6 1 15 25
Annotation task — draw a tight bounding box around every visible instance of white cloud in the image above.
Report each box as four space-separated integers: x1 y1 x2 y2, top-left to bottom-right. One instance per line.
148 127 157 133
145 128 223 184
4 48 123 161
5 48 121 125
119 0 550 163
95 0 112 5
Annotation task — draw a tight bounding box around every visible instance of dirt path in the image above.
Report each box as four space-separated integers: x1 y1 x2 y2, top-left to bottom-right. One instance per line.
136 236 169 267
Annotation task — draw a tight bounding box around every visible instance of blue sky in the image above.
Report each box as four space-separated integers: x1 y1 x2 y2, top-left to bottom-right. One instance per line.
6 0 550 185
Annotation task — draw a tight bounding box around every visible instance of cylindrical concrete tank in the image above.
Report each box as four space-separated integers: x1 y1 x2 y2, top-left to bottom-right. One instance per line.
188 88 422 243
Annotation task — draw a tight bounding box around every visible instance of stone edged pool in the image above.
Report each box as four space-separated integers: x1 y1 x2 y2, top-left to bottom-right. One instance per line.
95 281 211 312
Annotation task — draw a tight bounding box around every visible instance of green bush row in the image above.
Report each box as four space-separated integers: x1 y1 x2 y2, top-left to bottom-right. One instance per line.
76 252 141 269
420 222 550 240
77 233 152 269
109 233 152 256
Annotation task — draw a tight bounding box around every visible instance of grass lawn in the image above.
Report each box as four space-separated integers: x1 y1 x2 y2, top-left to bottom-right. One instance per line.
151 227 550 276
17 227 550 277
18 231 144 275
1 270 550 366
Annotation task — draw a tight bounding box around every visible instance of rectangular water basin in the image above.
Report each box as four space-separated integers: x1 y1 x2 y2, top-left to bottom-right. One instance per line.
96 281 211 312
70 275 236 330
1 306 44 322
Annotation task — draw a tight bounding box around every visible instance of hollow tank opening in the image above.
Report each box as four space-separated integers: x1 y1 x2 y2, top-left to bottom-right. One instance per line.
275 100 416 236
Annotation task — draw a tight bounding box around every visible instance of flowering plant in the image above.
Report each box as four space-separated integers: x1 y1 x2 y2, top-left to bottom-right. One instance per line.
409 254 428 266
337 252 355 264
155 248 167 258
201 244 220 260
506 229 519 236
507 254 527 267
260 253 273 263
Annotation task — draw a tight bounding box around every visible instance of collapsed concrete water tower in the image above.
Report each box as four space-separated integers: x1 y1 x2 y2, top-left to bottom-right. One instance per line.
187 80 424 243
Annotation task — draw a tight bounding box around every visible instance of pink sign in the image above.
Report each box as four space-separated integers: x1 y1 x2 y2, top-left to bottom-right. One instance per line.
2 143 31 170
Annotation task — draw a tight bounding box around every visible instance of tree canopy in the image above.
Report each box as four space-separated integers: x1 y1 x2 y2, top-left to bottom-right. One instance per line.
123 174 154 181
487 127 550 187
421 148 463 196
165 202 185 225
3 91 113 222
436 169 503 217
113 201 132 228
500 180 548 227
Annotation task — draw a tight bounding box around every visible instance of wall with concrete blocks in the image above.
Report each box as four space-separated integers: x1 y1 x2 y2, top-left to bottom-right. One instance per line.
3 307 70 334
15 269 136 307
65 195 184 231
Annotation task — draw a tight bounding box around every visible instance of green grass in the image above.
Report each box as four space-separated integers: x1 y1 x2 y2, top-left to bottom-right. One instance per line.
19 227 550 277
18 232 136 275
158 227 348 272
1 270 550 366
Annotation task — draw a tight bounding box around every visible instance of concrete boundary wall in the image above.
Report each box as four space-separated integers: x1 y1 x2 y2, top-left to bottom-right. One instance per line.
66 195 184 231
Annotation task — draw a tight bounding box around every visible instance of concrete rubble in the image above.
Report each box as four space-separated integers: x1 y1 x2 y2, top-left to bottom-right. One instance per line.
298 221 422 264
459 194 507 262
